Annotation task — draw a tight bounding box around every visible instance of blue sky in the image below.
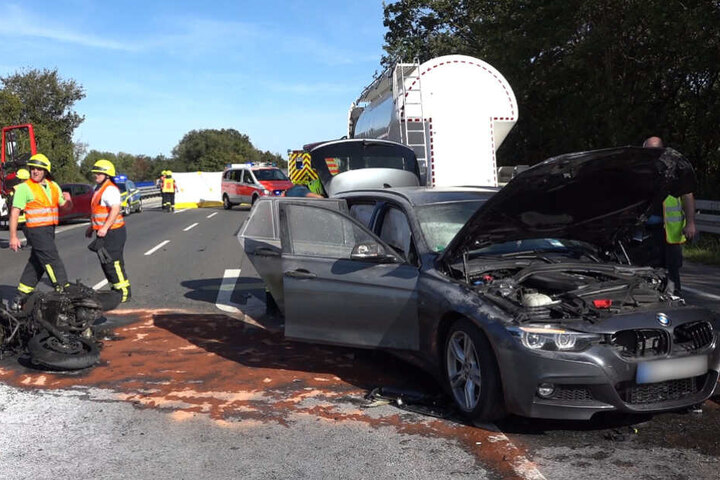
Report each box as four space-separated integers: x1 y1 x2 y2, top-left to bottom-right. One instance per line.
0 0 388 159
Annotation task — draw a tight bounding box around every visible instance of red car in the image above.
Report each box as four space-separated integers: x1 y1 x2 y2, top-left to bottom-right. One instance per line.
221 164 293 209
59 183 93 222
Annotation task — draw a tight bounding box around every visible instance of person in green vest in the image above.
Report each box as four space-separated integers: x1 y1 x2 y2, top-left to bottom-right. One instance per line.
643 137 697 294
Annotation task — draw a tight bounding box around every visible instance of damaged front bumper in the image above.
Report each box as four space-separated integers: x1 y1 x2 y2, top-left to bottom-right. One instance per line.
492 310 720 420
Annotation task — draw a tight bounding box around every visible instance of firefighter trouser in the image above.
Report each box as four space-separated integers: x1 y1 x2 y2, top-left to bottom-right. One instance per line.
96 226 131 302
17 225 69 295
162 192 175 211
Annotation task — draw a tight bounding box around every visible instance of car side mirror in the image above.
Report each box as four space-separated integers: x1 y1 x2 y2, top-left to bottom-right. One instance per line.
350 242 397 263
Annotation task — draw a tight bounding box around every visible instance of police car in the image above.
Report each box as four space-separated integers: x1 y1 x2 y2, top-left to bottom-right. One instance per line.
113 175 142 215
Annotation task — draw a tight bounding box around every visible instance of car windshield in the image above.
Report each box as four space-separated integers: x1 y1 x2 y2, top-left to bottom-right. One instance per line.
116 183 127 193
253 169 288 181
416 200 485 252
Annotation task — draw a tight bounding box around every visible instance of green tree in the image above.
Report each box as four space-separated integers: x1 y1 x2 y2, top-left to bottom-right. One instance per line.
172 128 257 172
382 0 720 198
1 68 86 183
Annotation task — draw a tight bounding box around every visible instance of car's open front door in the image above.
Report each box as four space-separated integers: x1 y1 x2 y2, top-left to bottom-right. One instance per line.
278 202 420 350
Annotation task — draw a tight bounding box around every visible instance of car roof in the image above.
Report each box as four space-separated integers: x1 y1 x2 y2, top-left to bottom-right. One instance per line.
224 165 278 171
336 186 499 207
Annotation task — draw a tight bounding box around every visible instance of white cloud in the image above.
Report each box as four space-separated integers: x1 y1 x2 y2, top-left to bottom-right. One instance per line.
0 4 137 51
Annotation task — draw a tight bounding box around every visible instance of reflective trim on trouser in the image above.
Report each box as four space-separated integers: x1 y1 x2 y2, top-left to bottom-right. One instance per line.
17 283 35 294
113 260 131 302
98 226 130 302
45 264 57 284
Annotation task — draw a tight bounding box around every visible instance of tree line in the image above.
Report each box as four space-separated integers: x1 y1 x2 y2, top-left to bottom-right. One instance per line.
382 0 720 199
1 68 285 184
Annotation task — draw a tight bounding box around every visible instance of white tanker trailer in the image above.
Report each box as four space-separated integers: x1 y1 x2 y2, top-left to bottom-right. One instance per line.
348 55 517 187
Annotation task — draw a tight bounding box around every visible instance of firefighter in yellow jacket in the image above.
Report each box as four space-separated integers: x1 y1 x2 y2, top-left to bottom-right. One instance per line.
85 159 131 303
161 170 178 212
8 154 73 310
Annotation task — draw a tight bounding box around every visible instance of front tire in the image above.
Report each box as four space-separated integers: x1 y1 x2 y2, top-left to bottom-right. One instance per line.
123 203 131 216
136 199 143 213
444 319 504 421
27 331 100 370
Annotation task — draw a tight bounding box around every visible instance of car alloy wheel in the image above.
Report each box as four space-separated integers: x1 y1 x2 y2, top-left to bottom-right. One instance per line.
223 194 232 210
446 330 482 411
444 319 504 421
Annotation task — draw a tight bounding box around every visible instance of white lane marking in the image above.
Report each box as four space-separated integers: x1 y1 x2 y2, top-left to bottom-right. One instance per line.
144 240 170 256
93 279 109 290
173 209 187 214
207 212 218 218
56 222 91 234
216 269 244 313
684 286 720 301
183 223 198 231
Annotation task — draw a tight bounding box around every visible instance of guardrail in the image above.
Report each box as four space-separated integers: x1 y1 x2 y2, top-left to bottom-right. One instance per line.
697 199 720 234
138 185 161 199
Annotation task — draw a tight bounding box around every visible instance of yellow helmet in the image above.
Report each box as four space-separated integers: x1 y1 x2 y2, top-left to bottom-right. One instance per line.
165 170 172 177
91 159 116 177
16 168 30 180
27 153 51 173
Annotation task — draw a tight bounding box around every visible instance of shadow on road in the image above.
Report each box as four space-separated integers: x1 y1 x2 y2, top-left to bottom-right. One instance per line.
152 311 440 399
180 276 265 307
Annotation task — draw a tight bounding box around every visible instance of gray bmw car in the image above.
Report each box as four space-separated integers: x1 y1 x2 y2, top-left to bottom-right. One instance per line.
238 145 719 422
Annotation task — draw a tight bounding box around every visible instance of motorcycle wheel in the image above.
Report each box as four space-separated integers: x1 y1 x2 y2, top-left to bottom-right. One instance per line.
27 331 100 370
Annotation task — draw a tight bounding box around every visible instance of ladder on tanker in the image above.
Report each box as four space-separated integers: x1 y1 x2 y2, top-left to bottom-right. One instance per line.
394 59 429 183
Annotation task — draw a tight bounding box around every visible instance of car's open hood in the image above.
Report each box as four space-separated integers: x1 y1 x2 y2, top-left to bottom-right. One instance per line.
440 146 696 263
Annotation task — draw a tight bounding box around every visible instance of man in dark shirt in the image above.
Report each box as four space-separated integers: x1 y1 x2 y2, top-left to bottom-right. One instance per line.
643 137 697 294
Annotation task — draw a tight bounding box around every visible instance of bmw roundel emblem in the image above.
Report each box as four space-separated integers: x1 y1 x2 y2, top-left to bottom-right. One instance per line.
657 312 671 326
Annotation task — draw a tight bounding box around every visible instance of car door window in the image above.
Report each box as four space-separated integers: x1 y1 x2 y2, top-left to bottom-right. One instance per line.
348 202 376 228
242 200 276 239
283 204 377 258
242 170 253 184
378 206 415 263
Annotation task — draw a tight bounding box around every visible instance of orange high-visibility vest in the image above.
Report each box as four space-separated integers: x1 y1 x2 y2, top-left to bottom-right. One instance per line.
162 178 175 193
91 181 125 230
24 180 60 228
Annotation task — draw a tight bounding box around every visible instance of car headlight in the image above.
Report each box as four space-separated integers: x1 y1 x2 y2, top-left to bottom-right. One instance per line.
262 189 270 195
507 326 600 352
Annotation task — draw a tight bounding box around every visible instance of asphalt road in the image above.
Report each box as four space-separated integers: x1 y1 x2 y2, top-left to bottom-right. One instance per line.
1 203 720 479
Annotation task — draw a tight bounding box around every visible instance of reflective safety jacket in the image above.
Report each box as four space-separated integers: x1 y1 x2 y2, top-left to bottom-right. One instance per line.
307 178 325 196
663 195 686 244
162 178 176 193
23 180 59 228
91 180 125 230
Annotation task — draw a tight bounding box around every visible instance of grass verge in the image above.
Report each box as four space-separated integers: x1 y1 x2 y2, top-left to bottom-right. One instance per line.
684 232 720 265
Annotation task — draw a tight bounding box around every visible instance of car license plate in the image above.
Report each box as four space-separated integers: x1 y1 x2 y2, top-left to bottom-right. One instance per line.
636 356 708 384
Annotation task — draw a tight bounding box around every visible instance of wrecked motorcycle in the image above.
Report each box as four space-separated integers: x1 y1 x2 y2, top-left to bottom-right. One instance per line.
0 282 109 370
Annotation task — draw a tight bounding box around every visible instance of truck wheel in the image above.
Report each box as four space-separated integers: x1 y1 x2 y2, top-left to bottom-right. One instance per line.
223 194 233 210
444 318 505 422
